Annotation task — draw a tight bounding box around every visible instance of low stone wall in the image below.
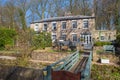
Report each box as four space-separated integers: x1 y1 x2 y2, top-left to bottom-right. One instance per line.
93 46 119 64
93 46 103 62
31 52 69 62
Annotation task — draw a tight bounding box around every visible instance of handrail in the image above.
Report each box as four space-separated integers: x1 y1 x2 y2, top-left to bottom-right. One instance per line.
50 50 79 70
81 51 92 80
43 51 92 80
43 50 79 80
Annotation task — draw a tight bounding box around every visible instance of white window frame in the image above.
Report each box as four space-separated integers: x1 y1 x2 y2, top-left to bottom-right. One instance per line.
61 34 67 40
72 20 77 29
51 33 57 42
43 23 48 31
34 23 39 32
61 21 66 30
83 19 89 29
52 22 57 30
72 33 77 42
52 35 56 40
100 36 105 41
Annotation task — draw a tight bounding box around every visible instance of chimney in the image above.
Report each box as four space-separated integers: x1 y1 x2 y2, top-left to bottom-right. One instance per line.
65 11 72 16
91 8 95 17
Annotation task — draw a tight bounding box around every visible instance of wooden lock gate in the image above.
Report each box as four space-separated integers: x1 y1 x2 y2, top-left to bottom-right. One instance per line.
43 50 92 80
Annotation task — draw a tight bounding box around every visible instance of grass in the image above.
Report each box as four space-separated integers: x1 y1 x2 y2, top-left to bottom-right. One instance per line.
34 47 75 53
0 50 15 53
0 50 16 56
0 47 75 56
0 58 49 69
91 64 120 80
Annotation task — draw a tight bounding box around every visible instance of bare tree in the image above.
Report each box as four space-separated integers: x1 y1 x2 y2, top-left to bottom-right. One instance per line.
29 0 48 20
65 0 92 15
94 0 120 30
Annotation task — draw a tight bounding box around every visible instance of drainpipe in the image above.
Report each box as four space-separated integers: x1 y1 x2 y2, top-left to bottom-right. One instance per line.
99 30 101 41
119 12 120 33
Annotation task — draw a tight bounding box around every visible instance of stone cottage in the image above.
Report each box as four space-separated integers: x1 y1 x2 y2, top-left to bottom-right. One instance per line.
30 15 116 46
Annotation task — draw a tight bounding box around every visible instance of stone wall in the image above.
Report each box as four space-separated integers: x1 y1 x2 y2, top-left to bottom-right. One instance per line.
30 17 95 42
31 52 69 62
93 46 119 64
92 30 116 41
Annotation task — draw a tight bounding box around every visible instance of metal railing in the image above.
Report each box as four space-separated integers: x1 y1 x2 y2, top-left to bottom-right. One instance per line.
81 51 92 80
43 51 92 80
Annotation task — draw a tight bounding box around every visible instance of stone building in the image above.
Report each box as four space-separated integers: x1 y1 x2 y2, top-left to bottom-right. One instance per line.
30 15 116 46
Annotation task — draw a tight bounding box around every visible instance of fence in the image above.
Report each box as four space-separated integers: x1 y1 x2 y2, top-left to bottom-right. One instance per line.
43 51 92 80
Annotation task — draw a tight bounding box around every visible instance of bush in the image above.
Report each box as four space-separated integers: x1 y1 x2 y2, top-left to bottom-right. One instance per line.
0 28 16 50
69 46 76 51
94 41 111 46
91 64 120 80
116 33 120 46
32 32 52 49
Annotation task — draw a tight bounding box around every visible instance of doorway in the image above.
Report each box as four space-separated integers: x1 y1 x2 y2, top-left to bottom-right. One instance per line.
80 34 91 44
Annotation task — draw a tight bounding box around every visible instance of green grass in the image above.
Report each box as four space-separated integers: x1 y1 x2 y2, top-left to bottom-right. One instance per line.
94 41 111 46
34 47 75 53
0 50 16 56
0 50 15 53
91 64 120 80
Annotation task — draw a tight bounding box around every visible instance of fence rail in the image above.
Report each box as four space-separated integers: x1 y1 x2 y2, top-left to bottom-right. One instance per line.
43 51 92 80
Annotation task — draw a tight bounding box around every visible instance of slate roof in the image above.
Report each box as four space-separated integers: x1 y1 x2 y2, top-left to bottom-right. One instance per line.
31 15 95 23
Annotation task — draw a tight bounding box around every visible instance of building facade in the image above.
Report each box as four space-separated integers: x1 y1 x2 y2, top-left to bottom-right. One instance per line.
30 15 116 45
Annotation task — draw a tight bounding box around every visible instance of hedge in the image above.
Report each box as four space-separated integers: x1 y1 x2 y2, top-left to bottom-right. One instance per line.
94 41 111 46
0 28 16 50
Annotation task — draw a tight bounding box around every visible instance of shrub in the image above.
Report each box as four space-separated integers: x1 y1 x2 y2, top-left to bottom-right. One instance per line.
69 46 76 51
116 33 120 46
91 64 120 80
32 32 52 49
0 28 16 50
94 41 111 46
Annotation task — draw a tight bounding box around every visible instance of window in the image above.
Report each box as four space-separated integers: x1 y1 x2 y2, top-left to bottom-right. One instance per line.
72 34 77 41
35 24 38 26
61 34 66 40
51 35 56 42
43 23 47 31
62 22 66 30
52 35 56 40
72 21 77 29
100 36 105 41
34 24 39 31
52 22 57 30
83 19 88 29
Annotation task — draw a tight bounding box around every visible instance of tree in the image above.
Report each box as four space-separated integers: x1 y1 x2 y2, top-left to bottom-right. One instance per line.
29 0 48 20
94 0 120 30
65 0 92 16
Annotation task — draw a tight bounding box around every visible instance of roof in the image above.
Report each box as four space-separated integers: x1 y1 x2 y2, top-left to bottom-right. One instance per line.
31 15 95 23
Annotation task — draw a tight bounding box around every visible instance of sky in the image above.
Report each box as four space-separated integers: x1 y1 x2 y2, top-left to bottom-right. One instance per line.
0 0 94 26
